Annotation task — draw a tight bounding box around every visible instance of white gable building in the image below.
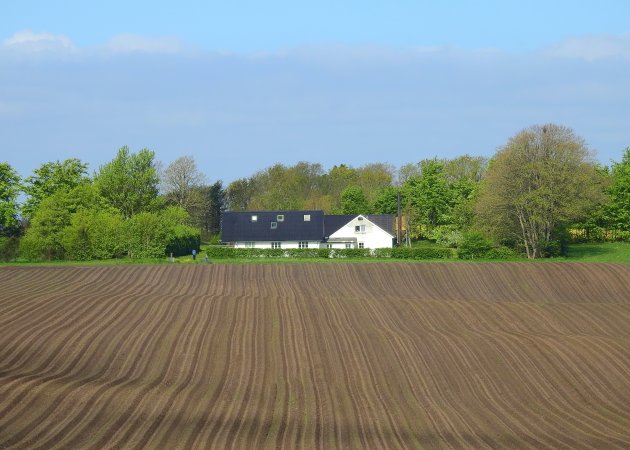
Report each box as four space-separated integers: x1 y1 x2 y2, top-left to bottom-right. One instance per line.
326 215 395 249
221 211 396 249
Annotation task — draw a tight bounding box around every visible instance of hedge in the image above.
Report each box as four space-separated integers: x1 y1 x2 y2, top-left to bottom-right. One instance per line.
0 237 19 262
204 246 454 260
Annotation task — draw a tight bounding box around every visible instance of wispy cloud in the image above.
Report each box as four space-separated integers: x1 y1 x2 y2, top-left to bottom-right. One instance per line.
103 33 187 54
1 30 189 57
2 30 76 53
544 33 630 61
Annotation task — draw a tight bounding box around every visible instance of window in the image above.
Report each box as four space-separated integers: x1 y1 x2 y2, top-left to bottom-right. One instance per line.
277 214 284 222
251 215 258 222
245 242 255 248
358 242 364 249
271 242 281 249
270 221 278 229
303 214 311 221
326 243 333 249
345 243 352 249
299 241 309 249
355 224 366 233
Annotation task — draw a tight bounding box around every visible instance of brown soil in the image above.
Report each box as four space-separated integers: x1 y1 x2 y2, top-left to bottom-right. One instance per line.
1 262 629 449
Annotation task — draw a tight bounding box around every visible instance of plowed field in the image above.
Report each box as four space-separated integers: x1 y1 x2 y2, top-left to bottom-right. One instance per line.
1 263 630 449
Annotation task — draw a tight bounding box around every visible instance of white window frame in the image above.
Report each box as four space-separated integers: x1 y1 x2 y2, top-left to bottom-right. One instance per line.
251 215 258 222
277 214 284 222
298 241 309 249
358 242 365 249
355 224 366 233
271 242 281 249
303 214 311 221
244 242 255 248
326 243 333 249
345 243 352 249
270 221 278 229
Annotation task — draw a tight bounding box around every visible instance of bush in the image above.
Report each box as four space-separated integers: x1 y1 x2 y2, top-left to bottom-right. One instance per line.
123 207 200 259
0 236 19 262
394 246 453 259
166 224 201 257
428 225 464 248
484 246 517 260
457 232 493 259
62 209 124 260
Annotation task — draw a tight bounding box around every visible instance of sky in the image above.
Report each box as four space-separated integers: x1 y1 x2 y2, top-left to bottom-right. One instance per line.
1 1 629 184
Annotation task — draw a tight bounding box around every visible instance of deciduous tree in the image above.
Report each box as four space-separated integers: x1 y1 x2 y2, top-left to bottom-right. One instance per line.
476 124 604 258
0 162 21 234
607 147 630 232
94 146 161 218
340 185 369 214
22 158 88 219
161 155 206 210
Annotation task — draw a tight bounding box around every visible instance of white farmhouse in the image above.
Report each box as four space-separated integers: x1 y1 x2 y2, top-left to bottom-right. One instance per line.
221 210 395 249
324 214 395 249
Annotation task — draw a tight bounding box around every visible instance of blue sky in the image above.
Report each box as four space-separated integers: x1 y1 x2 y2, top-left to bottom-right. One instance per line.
1 1 629 183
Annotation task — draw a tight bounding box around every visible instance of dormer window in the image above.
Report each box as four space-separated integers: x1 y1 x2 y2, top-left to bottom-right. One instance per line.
271 222 278 229
251 215 258 222
277 214 284 222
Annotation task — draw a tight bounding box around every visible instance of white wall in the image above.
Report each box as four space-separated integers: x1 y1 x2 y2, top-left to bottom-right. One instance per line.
234 241 321 249
328 216 394 249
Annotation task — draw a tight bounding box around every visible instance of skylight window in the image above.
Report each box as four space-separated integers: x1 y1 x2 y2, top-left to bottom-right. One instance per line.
277 214 284 222
271 222 278 229
304 214 311 221
251 215 258 222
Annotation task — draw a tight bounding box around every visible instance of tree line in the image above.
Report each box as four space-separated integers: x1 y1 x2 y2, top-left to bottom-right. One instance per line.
0 147 225 261
1 123 629 261
223 124 628 258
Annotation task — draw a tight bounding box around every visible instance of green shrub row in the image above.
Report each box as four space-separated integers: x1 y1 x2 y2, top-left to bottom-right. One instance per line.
19 206 200 261
204 246 454 259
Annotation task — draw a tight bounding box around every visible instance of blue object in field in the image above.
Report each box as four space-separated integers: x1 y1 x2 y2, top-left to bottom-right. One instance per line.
192 249 196 255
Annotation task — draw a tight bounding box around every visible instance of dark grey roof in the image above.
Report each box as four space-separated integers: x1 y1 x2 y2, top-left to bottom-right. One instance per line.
221 210 324 242
366 215 396 236
324 214 395 237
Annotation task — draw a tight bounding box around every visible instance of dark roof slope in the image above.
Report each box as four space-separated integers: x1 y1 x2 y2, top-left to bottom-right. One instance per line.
221 210 324 242
366 215 396 236
324 214 395 237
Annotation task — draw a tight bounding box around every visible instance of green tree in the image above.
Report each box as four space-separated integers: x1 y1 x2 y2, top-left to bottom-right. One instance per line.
402 159 452 238
355 163 395 205
0 162 21 234
190 181 226 238
444 156 487 229
22 158 88 219
372 186 400 214
325 164 358 212
226 177 256 211
20 183 110 260
340 185 369 214
476 124 604 258
608 147 630 232
161 155 206 210
242 162 326 211
94 146 161 217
